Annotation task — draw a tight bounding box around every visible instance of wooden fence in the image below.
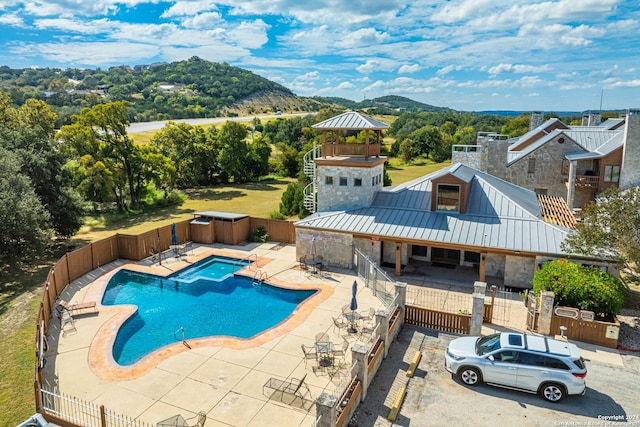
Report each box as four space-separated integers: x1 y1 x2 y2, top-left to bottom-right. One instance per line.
549 315 620 348
33 215 296 424
404 305 471 334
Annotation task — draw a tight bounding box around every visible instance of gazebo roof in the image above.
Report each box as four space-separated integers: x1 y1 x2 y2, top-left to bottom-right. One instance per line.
312 111 389 130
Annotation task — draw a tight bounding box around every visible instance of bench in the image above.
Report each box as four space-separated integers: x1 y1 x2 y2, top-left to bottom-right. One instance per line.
263 374 310 403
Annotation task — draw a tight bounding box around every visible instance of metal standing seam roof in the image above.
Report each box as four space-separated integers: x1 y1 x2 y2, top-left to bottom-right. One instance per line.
312 111 390 130
296 164 571 255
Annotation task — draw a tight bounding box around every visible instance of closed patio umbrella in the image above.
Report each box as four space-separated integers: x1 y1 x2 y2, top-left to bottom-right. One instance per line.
348 280 358 333
171 223 178 245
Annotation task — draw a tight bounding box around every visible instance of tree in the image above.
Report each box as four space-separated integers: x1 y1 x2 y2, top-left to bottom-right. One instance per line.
0 147 53 260
562 186 640 272
0 94 84 237
532 260 625 319
58 101 173 209
216 121 249 183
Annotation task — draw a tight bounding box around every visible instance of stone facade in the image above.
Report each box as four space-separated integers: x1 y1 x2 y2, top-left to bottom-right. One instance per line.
485 253 505 278
316 161 384 211
296 229 353 269
503 136 582 199
451 148 482 170
620 109 640 188
503 255 536 288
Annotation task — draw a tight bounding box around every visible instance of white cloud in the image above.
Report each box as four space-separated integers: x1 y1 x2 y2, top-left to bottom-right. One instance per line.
398 64 420 74
356 59 396 74
437 65 462 75
488 63 552 75
0 12 25 27
161 1 219 18
179 12 223 29
11 41 160 66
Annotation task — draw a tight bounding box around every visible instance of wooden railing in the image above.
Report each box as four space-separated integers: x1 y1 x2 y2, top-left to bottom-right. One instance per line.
575 175 599 188
321 143 380 158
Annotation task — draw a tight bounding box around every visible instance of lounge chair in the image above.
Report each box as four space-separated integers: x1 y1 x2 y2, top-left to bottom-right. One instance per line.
57 299 97 315
263 374 311 404
301 344 317 367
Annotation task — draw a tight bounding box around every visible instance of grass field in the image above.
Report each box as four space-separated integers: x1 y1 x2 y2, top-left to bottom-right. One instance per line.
0 159 441 426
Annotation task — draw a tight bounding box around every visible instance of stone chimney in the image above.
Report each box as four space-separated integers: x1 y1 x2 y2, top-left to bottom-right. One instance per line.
619 109 640 188
581 111 602 126
530 112 544 130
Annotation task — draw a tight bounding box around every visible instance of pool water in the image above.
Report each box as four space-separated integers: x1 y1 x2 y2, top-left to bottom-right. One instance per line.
102 256 316 366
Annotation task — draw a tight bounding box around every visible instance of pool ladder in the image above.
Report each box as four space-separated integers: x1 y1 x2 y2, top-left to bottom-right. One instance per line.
174 326 191 349
252 270 268 292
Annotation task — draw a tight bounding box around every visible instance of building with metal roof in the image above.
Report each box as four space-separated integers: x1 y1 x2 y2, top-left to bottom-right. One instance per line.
295 162 606 289
452 109 640 210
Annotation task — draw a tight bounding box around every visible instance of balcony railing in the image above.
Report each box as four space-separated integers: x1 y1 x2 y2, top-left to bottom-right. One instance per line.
575 175 599 188
322 142 380 158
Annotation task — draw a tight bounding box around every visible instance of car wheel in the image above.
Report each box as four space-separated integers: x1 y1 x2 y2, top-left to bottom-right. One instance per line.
539 383 565 402
458 367 481 386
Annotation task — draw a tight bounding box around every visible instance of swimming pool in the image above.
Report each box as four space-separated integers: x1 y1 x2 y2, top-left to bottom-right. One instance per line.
102 256 316 366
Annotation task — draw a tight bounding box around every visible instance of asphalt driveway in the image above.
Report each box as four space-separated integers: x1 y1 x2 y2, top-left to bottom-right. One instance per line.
353 326 640 427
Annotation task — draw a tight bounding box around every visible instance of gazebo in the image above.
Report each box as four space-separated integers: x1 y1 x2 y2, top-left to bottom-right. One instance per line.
312 111 389 159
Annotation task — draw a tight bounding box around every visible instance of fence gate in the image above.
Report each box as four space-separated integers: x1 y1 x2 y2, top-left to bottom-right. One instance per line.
485 285 518 327
526 291 537 331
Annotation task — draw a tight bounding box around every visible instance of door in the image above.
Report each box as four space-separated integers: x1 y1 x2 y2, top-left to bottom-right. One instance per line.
483 350 519 387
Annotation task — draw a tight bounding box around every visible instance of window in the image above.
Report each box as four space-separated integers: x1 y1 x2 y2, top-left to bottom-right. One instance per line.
603 165 620 183
544 357 570 370
528 158 536 174
372 177 375 186
325 176 333 185
354 178 362 187
436 184 461 212
518 352 546 367
339 177 348 186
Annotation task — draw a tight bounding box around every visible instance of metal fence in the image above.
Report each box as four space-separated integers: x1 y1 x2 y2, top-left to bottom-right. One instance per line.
38 386 153 427
405 287 472 314
353 248 396 307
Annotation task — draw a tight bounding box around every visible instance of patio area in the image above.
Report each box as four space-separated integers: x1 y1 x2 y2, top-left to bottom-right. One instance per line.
40 242 385 426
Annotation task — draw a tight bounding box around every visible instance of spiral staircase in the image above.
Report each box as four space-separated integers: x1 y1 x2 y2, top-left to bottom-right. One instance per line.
302 143 321 213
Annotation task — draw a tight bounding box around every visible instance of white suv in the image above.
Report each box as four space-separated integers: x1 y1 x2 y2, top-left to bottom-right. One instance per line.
445 332 587 402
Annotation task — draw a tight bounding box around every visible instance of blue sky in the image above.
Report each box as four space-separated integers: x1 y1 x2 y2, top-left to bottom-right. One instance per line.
1 0 639 112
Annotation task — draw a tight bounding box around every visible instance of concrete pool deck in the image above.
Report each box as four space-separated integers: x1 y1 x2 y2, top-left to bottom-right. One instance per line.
41 242 384 426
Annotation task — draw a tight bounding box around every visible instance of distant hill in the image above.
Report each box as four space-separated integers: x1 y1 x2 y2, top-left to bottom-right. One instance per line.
312 95 453 113
0 57 319 125
478 110 582 117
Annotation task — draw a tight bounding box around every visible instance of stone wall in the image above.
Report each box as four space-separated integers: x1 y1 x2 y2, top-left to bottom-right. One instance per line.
504 255 536 288
317 163 384 211
504 136 583 199
451 150 482 170
485 253 505 278
295 229 353 268
620 109 640 188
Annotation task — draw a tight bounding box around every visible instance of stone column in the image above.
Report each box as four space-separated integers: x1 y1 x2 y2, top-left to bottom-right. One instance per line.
351 343 369 400
567 160 577 209
470 281 486 336
394 281 407 308
537 291 555 335
315 393 337 427
376 309 390 357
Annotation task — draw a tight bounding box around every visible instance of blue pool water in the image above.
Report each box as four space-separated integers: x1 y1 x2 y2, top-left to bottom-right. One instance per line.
102 256 316 366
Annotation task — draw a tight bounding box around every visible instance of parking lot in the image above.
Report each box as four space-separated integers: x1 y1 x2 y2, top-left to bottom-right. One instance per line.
354 326 640 427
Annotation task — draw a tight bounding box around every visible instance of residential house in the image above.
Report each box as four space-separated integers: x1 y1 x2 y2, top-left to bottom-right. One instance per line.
295 112 611 289
452 109 640 210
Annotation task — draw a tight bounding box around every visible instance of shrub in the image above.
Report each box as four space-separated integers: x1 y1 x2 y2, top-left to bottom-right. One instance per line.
250 226 269 243
532 259 625 320
267 210 286 220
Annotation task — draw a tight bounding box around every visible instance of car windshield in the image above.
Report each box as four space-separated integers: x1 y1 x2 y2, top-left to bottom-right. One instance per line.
476 333 502 355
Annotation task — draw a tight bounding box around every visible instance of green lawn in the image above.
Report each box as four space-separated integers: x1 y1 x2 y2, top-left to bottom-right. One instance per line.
0 161 445 426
